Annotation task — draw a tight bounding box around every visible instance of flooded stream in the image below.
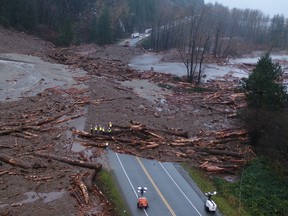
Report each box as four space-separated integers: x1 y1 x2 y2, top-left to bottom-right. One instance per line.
128 52 288 82
0 53 87 102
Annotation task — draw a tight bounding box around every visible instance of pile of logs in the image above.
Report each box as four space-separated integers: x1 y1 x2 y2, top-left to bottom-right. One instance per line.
49 50 135 80
73 121 254 174
0 87 108 213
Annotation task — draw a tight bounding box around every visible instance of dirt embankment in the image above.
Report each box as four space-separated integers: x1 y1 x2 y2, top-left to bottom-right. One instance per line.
0 27 254 216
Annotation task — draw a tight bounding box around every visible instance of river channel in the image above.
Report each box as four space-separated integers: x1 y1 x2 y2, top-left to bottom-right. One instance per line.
128 52 288 82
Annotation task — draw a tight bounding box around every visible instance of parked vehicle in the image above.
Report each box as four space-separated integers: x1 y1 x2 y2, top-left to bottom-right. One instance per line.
137 197 148 209
145 28 152 34
131 32 140 38
123 40 130 47
204 191 217 212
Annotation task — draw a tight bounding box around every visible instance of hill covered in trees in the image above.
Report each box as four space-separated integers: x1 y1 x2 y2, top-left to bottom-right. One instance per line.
0 0 202 45
0 0 287 56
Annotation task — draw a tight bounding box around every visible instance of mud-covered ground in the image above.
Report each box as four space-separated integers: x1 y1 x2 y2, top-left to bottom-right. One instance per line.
0 27 254 216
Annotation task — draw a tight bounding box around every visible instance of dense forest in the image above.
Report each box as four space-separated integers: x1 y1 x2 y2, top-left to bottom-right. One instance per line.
0 0 287 55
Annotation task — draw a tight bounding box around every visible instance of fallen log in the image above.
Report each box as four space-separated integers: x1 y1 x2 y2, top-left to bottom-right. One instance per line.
199 161 237 173
73 174 89 205
145 131 164 140
163 129 189 138
71 189 85 206
170 142 187 147
207 100 236 108
55 114 84 124
22 131 38 138
34 152 102 170
196 148 243 158
229 159 248 164
122 121 189 138
173 137 201 143
33 109 73 126
0 154 31 169
0 145 13 149
83 142 108 148
201 165 225 172
215 129 248 139
0 127 22 136
74 130 151 146
209 137 248 145
171 137 201 146
0 170 9 177
199 104 226 113
199 161 226 172
85 169 100 191
140 143 160 150
22 125 42 131
25 175 53 181
13 132 34 139
206 91 222 100
176 152 188 158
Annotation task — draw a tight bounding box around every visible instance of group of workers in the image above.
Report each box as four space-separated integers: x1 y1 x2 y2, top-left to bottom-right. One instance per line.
90 122 112 135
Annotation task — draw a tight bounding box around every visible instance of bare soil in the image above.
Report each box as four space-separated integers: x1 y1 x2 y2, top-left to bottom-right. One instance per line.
0 27 254 216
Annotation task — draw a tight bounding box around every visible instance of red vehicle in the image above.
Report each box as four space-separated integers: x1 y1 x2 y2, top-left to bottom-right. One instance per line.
137 196 149 209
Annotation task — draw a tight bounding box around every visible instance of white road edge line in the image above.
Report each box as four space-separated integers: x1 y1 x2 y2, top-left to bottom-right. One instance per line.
159 162 203 216
116 153 149 216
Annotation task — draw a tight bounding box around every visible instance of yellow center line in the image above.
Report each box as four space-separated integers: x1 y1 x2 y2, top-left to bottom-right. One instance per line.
136 157 177 216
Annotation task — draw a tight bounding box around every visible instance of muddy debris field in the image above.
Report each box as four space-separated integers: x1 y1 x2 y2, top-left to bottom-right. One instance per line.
0 28 256 216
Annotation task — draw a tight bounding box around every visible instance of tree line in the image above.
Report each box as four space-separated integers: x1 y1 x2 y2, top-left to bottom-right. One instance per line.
0 0 162 45
0 0 204 46
1 0 287 51
149 2 288 53
0 0 95 45
143 2 288 83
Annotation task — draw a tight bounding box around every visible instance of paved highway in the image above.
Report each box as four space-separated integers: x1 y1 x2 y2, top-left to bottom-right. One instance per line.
107 150 221 216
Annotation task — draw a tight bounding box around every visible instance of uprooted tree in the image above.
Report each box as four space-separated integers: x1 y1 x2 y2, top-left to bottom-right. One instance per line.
239 53 288 160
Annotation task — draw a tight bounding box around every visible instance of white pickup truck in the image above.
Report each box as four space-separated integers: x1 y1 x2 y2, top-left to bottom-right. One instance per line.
131 32 140 38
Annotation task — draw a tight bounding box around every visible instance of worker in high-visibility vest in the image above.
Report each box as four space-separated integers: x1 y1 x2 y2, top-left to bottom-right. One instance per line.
94 125 98 134
90 125 93 135
108 122 112 132
105 142 108 150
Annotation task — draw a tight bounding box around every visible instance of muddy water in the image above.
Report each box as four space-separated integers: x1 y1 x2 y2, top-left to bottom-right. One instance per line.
129 53 186 76
0 53 87 102
230 54 288 65
128 52 288 82
128 53 249 80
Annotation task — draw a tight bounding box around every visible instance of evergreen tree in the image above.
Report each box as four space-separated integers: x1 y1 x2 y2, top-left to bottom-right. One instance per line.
239 54 288 153
57 18 74 46
97 7 112 45
90 15 98 43
241 53 288 111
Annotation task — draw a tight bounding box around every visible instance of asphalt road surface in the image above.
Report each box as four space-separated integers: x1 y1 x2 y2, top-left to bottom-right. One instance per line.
107 150 221 216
